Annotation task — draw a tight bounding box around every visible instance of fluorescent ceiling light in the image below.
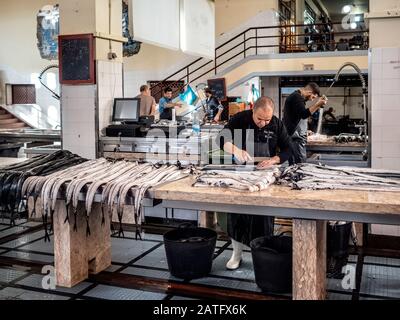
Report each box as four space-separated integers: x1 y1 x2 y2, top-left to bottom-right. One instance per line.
350 22 357 29
342 5 352 14
355 15 361 22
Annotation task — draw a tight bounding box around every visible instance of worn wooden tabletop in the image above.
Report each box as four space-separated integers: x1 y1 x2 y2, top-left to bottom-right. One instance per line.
154 176 400 216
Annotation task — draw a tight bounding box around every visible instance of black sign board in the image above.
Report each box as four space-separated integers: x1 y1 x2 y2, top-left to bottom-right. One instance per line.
59 34 95 85
207 78 227 101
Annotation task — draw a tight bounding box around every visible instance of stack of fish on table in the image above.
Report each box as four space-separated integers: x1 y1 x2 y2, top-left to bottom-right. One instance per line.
193 163 400 261
193 163 400 193
279 163 400 192
0 150 87 225
21 158 189 240
193 166 280 192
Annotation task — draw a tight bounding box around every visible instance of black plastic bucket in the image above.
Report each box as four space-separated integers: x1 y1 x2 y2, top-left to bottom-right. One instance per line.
250 235 292 293
164 225 217 280
327 222 352 258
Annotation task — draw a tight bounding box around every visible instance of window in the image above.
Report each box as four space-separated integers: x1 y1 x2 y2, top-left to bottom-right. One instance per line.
46 72 57 90
30 73 42 89
47 105 60 128
304 2 316 25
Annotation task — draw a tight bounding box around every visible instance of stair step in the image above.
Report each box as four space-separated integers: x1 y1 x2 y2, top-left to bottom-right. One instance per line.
0 114 13 120
0 118 19 125
0 109 7 115
0 122 28 129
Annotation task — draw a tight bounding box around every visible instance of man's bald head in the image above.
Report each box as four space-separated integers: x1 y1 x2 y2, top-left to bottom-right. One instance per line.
253 96 275 111
252 96 275 128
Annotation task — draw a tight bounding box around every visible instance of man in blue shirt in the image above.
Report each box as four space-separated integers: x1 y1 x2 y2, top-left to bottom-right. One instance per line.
158 87 182 120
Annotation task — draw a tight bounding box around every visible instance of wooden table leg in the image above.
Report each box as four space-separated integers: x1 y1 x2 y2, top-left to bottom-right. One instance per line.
292 219 327 300
199 211 216 229
53 200 111 288
354 222 364 247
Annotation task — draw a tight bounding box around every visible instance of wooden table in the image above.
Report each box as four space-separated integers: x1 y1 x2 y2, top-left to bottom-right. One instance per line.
153 177 400 300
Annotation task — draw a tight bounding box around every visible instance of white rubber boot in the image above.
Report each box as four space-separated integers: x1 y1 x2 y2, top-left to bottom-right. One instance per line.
226 239 243 270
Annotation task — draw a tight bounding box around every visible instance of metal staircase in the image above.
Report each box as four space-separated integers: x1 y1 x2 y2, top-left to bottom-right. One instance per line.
150 21 368 99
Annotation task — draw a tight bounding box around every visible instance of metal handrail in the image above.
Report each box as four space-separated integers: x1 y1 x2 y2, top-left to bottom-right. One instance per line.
150 21 368 99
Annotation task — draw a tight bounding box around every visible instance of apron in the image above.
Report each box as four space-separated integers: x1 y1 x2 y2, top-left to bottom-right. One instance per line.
289 118 308 165
220 125 275 246
160 108 172 120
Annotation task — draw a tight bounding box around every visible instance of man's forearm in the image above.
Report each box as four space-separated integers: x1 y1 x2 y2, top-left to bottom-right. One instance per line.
308 102 322 114
223 142 238 154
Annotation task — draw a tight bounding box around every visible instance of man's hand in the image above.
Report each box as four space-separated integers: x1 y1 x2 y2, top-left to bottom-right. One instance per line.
233 148 253 164
256 156 280 169
317 96 328 107
213 115 220 123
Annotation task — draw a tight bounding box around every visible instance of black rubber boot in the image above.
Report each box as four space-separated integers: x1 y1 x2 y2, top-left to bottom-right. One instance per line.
327 222 352 279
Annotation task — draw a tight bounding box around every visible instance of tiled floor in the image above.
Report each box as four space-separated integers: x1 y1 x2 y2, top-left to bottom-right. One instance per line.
0 218 399 300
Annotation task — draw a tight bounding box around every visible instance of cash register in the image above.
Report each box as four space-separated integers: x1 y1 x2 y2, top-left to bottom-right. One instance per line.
105 98 153 137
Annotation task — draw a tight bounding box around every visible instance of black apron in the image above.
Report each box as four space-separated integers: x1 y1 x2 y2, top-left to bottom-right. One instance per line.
160 108 172 120
289 118 307 165
226 126 275 246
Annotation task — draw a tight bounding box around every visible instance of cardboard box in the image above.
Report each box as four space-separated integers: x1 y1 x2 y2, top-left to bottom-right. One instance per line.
228 102 246 116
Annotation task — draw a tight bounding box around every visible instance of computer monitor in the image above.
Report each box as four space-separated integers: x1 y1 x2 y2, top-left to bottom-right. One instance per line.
112 98 140 122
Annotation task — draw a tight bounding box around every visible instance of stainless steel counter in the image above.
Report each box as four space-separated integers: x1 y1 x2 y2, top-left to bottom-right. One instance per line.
100 131 217 165
0 128 61 142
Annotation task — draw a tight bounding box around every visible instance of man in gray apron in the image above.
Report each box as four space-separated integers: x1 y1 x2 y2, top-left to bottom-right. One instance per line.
282 83 327 164
216 96 291 269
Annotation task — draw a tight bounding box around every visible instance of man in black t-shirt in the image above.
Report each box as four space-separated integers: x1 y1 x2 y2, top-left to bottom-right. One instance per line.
204 88 223 122
282 82 327 164
216 97 291 270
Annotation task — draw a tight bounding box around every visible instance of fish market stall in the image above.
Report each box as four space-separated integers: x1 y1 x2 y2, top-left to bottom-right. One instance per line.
3 156 400 298
8 158 189 287
153 167 400 300
306 134 368 167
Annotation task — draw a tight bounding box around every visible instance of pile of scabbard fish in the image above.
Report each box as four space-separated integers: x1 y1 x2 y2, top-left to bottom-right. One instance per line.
193 166 280 192
21 158 188 238
279 163 400 192
0 150 87 225
193 163 400 193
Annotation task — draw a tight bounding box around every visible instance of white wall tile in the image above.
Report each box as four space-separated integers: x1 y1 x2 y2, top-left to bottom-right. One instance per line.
371 224 400 236
381 142 400 157
381 79 400 95
381 158 400 170
371 48 382 64
381 95 400 110
371 108 384 126
371 157 383 169
371 143 382 158
382 47 400 63
381 126 400 142
371 78 382 96
371 93 380 110
61 85 96 99
372 62 383 80
382 63 400 79
371 125 382 142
